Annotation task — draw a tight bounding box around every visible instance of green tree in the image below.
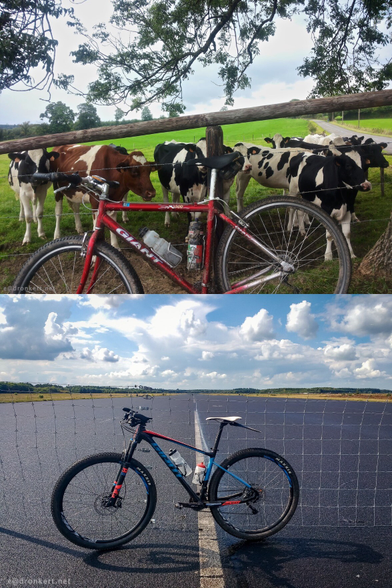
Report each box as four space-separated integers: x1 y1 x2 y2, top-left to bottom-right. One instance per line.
39 101 75 133
141 106 153 121
74 102 101 130
114 107 125 124
0 0 73 92
68 0 392 113
298 0 392 97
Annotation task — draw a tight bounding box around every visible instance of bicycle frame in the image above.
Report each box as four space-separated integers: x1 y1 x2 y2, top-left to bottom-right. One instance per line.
110 421 252 509
77 171 288 294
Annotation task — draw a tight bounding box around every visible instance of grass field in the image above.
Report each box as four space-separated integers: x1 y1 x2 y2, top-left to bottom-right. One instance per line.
336 118 392 135
0 117 391 293
1 391 390 403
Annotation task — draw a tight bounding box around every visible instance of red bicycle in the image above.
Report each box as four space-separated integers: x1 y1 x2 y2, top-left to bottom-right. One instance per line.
12 151 351 294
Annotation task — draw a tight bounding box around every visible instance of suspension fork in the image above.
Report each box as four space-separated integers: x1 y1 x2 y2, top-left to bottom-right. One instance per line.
106 427 142 506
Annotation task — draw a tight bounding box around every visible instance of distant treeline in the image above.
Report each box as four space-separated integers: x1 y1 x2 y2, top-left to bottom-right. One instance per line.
0 382 390 395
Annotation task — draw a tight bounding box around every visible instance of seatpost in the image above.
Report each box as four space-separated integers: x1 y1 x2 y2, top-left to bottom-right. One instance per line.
211 421 227 456
209 168 218 200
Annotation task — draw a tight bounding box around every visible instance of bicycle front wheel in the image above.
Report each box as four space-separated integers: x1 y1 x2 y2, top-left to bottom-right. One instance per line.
208 448 299 541
216 196 351 293
51 452 157 550
12 236 144 294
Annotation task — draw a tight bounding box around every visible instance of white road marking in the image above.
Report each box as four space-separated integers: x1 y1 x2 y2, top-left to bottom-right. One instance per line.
194 408 225 588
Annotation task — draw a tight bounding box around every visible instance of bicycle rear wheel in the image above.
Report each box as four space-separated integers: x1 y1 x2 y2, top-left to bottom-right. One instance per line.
208 448 299 541
216 196 351 293
12 236 144 294
51 452 157 550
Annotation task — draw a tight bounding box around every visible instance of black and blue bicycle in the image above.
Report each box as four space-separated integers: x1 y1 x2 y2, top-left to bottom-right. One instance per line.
51 408 299 550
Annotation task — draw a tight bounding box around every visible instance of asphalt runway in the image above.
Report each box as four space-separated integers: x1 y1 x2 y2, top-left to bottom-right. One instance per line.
0 394 391 588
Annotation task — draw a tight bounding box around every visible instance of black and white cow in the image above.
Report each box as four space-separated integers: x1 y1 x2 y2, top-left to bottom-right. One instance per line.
154 139 243 227
234 142 372 259
154 140 207 226
321 139 389 257
303 133 350 146
265 133 342 153
8 149 60 244
234 142 305 211
287 151 372 259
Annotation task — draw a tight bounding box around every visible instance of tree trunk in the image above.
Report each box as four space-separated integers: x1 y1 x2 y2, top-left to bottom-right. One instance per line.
359 213 392 277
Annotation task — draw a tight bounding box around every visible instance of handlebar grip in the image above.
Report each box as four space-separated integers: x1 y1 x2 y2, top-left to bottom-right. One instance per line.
32 172 82 185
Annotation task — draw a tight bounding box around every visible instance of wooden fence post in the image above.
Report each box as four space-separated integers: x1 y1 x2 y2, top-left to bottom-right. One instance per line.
206 125 225 247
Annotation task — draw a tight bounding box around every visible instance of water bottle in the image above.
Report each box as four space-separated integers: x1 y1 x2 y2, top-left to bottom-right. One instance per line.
192 462 206 485
169 449 192 476
186 220 204 270
140 228 182 268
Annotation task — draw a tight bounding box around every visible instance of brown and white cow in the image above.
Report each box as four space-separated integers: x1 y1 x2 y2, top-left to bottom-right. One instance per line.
50 144 157 248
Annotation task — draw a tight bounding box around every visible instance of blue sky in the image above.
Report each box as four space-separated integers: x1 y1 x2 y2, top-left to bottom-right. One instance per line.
0 294 391 390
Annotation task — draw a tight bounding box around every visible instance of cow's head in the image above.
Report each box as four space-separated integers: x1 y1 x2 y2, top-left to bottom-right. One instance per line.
116 151 156 201
264 134 289 149
335 155 372 192
8 149 60 185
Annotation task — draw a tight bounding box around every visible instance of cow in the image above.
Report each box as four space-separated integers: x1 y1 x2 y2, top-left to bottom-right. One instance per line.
265 133 347 153
321 139 389 257
154 140 207 227
233 142 372 259
287 151 372 259
50 144 156 248
154 139 247 228
8 149 60 245
303 133 350 146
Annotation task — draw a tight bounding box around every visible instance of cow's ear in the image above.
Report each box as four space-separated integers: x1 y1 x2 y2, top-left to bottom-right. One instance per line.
148 162 159 172
116 160 130 173
284 137 290 144
365 159 371 165
380 143 387 149
49 151 60 161
264 138 272 144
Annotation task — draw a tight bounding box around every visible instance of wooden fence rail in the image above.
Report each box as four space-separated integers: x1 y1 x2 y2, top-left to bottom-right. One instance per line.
1 90 392 155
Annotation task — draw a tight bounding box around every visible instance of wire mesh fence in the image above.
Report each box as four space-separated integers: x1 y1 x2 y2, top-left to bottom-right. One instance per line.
0 392 391 542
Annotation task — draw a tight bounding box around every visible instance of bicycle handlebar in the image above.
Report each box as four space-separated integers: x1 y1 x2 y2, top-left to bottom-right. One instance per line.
122 407 152 426
31 172 120 190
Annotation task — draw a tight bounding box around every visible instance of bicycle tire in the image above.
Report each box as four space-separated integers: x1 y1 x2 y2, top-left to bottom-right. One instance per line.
51 452 157 550
208 448 299 541
12 236 144 294
215 196 351 294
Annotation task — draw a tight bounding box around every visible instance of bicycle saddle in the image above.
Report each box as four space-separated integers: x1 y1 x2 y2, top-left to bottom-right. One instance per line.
206 416 242 423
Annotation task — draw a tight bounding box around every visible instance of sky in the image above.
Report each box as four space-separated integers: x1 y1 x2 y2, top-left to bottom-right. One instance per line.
1 294 392 390
0 1 317 125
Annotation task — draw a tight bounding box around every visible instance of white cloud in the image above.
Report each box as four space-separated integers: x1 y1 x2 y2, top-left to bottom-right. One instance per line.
354 359 382 380
240 309 275 341
323 343 357 361
80 345 119 363
329 297 392 338
200 351 214 361
286 301 318 339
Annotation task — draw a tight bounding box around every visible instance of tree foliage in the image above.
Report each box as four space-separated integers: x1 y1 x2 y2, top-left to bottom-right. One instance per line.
0 0 73 93
70 0 300 113
74 102 101 130
298 0 392 97
66 0 392 113
39 101 75 133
